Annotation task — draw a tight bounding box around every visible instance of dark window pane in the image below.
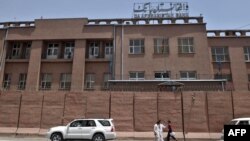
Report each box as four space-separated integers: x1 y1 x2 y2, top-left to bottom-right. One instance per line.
98 120 111 126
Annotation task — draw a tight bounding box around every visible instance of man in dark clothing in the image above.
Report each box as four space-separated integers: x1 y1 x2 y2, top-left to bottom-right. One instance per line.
166 120 177 141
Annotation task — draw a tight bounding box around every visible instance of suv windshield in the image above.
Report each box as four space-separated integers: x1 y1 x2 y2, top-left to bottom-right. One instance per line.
98 120 111 126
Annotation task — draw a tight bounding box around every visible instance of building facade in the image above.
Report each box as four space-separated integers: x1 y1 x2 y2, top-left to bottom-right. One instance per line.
0 17 249 92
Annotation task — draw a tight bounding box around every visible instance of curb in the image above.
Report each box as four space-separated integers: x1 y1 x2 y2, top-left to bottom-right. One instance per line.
0 127 222 140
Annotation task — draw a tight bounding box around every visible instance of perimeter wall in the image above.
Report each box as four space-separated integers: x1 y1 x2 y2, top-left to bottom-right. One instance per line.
0 91 249 132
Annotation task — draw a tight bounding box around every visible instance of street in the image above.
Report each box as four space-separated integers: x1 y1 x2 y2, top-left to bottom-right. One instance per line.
0 136 221 141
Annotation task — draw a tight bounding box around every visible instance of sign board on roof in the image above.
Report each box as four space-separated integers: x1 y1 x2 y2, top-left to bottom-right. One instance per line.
133 2 189 18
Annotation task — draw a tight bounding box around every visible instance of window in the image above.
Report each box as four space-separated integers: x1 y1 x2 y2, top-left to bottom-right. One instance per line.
18 73 27 90
70 120 86 127
64 42 74 59
129 72 145 80
85 74 95 89
12 43 21 58
103 73 111 89
86 120 96 127
214 73 232 81
211 47 230 62
60 73 71 90
244 47 250 61
238 121 249 125
180 71 196 80
24 43 31 59
129 39 144 54
154 71 170 80
98 120 111 126
105 42 113 58
3 74 11 89
154 38 169 54
178 37 194 53
40 73 52 90
89 42 99 58
47 43 59 59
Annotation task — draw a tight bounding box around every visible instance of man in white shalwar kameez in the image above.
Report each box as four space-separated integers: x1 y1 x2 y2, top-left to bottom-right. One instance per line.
154 120 166 141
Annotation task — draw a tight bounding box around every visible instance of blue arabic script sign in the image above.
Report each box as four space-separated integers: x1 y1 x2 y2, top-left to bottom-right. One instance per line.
133 2 189 18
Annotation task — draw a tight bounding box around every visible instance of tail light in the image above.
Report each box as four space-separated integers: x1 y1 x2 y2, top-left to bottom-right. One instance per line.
111 126 115 132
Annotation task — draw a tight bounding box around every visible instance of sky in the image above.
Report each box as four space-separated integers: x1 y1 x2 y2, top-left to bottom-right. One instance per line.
1 0 250 30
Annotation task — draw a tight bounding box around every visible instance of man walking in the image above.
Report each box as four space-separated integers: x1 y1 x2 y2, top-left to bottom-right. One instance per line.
154 120 166 141
166 120 177 141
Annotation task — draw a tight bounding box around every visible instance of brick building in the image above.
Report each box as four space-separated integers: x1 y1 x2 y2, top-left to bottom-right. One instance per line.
0 16 249 92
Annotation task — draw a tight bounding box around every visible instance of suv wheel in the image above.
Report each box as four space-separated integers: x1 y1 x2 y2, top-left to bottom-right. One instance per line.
51 133 64 141
92 134 105 141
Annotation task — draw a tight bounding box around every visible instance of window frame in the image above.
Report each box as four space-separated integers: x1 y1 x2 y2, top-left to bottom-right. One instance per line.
18 73 27 90
59 73 71 90
105 42 113 56
129 71 145 80
64 42 74 59
244 47 250 61
89 42 99 57
47 43 59 58
180 71 197 80
211 47 230 62
154 38 169 54
24 43 31 59
214 73 232 81
154 71 170 80
129 39 145 54
40 73 52 90
178 37 194 54
3 73 11 89
11 43 21 58
103 73 111 89
85 73 95 89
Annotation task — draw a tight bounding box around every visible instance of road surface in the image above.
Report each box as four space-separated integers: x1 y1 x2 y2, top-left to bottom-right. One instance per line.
0 136 222 141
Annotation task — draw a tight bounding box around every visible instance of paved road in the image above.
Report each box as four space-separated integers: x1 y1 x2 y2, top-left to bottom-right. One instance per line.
0 136 222 141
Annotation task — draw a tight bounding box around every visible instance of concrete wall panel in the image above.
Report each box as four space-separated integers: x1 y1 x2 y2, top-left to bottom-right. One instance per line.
86 92 110 118
134 93 157 131
110 92 134 131
158 92 182 131
41 94 65 129
183 92 208 132
18 95 43 128
207 92 233 132
63 93 86 125
233 91 250 118
0 94 21 127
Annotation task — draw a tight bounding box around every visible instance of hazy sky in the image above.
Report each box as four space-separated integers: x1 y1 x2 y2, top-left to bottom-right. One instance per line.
1 0 250 29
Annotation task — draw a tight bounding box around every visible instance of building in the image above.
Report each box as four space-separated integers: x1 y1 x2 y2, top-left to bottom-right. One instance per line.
0 16 249 92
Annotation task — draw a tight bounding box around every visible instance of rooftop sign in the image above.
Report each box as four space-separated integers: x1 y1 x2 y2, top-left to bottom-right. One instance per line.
133 2 189 18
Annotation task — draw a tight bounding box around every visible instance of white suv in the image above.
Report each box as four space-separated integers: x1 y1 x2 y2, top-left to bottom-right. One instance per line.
221 117 250 140
47 119 116 141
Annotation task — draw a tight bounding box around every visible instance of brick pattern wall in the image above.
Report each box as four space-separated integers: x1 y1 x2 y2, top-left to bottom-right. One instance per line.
0 91 249 132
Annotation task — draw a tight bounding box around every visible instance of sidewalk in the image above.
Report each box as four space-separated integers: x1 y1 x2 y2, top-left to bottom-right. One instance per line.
0 127 222 140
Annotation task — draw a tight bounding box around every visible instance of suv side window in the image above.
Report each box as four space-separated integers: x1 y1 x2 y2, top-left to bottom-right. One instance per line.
86 120 96 127
98 120 111 126
70 120 84 127
238 120 249 125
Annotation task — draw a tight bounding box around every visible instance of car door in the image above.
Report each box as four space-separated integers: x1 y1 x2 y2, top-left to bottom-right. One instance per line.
82 120 97 139
66 120 84 139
